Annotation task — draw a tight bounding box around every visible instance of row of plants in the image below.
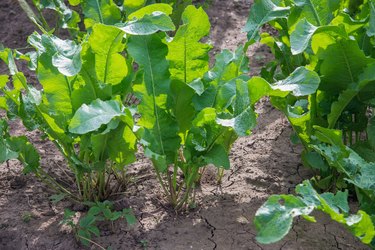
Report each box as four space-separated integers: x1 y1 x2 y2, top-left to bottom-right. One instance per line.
244 0 375 248
1 0 375 248
1 0 252 246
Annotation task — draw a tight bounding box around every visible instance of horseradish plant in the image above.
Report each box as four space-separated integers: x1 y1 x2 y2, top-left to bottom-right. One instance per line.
1 0 257 213
0 2 210 246
244 0 375 247
128 5 256 210
0 3 182 202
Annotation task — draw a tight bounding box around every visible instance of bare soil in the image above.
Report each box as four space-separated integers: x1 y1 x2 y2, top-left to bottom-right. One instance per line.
0 0 369 249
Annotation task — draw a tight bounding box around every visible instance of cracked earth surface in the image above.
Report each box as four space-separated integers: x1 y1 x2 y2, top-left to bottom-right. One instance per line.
0 0 370 249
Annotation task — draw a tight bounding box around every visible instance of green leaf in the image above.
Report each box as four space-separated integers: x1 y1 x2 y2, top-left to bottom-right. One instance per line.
123 208 137 225
248 77 278 105
192 108 216 127
203 144 230 169
216 79 256 136
272 67 320 96
128 4 173 20
170 80 195 134
88 226 100 237
79 214 96 228
29 33 82 77
327 63 375 128
313 126 344 146
124 0 145 10
348 211 375 244
8 136 40 174
193 48 250 111
69 99 124 134
302 150 329 171
127 34 180 170
82 0 121 29
0 75 9 88
90 121 137 165
0 120 19 162
255 180 375 245
292 0 334 26
89 24 127 85
71 44 112 110
107 122 137 166
117 12 175 35
317 39 375 93
19 88 42 130
166 6 211 135
243 0 290 44
38 53 73 127
69 0 81 6
367 0 375 37
167 5 211 84
255 194 312 244
290 18 346 55
33 0 80 30
77 229 91 246
0 48 18 75
331 12 367 34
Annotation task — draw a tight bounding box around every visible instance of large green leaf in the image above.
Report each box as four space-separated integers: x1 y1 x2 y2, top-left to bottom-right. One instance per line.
29 33 82 77
255 180 375 245
107 122 137 166
28 32 82 76
272 67 320 96
290 18 346 54
90 120 136 166
291 0 334 26
317 39 375 93
128 3 173 20
19 87 42 130
331 12 368 34
202 144 230 170
312 140 375 195
82 0 121 29
166 5 211 134
327 63 375 128
89 24 127 85
38 53 73 127
243 0 290 44
170 80 195 135
167 5 211 84
127 34 180 171
255 194 313 244
71 44 112 110
116 12 175 35
69 99 124 134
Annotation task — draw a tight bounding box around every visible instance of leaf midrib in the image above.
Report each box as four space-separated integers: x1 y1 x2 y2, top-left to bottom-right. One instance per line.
306 0 322 26
143 37 166 155
103 31 123 83
94 0 104 24
338 41 355 84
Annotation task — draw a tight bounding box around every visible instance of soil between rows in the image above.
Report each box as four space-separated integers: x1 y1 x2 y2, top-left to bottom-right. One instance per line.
0 0 369 249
